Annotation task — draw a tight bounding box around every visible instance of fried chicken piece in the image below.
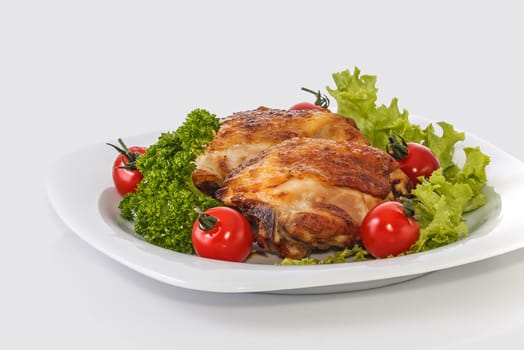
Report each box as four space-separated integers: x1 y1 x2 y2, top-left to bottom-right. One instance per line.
216 137 411 259
192 106 368 196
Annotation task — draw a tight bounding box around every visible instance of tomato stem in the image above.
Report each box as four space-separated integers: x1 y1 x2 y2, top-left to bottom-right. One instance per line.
387 134 409 160
301 87 330 108
194 207 218 231
106 138 141 170
399 196 420 219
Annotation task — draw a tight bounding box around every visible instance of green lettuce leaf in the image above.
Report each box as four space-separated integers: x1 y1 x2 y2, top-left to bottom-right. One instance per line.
326 67 378 121
327 68 425 150
409 146 490 252
327 67 491 254
422 122 465 175
409 169 471 252
451 147 491 212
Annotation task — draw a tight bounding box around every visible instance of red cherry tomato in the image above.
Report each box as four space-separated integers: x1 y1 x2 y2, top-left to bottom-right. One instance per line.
289 102 325 111
107 138 146 196
289 87 330 111
192 207 254 262
360 201 420 258
388 135 440 186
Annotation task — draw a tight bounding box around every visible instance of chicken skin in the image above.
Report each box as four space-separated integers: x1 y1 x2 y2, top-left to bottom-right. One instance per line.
192 107 368 196
215 137 411 259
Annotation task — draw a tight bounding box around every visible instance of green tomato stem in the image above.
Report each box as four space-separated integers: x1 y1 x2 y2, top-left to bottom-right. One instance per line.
195 207 218 231
387 134 409 160
301 87 330 108
106 138 141 170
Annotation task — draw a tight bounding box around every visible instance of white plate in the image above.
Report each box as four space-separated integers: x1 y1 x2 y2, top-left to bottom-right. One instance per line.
46 117 524 294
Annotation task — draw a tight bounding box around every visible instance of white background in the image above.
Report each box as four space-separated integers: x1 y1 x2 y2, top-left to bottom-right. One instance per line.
2 1 524 349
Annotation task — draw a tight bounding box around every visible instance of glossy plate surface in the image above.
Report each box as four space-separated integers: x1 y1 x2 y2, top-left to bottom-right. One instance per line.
46 117 522 294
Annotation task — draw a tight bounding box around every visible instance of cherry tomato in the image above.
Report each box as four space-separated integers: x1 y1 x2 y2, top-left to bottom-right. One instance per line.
360 200 420 258
289 87 330 111
192 207 254 262
388 135 440 186
289 102 325 111
107 138 146 196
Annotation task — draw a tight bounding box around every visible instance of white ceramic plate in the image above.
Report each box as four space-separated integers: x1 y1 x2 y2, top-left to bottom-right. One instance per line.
46 117 524 294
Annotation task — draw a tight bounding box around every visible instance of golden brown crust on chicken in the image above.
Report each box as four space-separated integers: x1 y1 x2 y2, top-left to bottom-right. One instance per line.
216 137 410 259
192 107 369 196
